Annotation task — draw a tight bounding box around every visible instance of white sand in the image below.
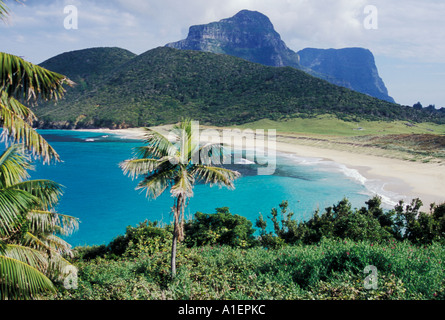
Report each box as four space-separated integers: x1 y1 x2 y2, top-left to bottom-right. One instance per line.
274 140 445 209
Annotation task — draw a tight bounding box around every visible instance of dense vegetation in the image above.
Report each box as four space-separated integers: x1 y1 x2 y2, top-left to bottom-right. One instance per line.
51 196 445 300
36 47 445 129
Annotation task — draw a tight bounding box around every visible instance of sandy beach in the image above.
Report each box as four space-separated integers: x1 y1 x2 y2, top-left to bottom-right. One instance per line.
273 140 445 210
83 126 445 210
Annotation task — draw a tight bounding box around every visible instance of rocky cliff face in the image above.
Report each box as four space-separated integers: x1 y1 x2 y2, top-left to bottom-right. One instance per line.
298 48 395 103
165 10 395 103
166 10 301 69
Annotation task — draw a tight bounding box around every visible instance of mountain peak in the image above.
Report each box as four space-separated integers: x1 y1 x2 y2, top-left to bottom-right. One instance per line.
166 10 300 68
223 9 273 27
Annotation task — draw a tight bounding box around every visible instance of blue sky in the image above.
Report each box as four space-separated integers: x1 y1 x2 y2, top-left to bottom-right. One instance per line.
1 0 444 108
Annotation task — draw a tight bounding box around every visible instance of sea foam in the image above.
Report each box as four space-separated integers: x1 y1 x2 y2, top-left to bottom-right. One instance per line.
277 152 404 208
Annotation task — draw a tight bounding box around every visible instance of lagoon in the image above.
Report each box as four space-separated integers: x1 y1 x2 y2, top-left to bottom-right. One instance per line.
30 130 378 247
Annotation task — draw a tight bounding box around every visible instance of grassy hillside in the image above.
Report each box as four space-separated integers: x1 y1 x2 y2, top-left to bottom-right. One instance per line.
35 47 445 129
234 115 445 136
232 116 445 163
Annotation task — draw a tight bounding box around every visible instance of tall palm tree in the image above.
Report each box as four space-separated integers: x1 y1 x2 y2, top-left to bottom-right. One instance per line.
0 144 79 299
120 120 240 277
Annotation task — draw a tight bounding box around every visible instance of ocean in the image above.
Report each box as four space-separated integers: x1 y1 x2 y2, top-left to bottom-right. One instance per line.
24 130 393 247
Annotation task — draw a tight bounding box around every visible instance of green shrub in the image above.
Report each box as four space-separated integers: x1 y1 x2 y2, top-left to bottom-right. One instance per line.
73 220 172 261
184 207 257 248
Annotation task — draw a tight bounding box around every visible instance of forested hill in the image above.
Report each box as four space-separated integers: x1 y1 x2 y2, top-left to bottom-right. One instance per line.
40 47 137 84
35 47 445 129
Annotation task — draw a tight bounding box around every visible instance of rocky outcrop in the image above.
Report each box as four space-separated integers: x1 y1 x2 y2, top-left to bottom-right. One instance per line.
298 47 395 103
166 10 301 69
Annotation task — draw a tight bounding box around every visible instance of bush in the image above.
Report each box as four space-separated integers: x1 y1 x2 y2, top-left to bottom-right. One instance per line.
184 207 257 248
334 212 393 242
392 199 445 244
73 220 172 260
257 197 396 246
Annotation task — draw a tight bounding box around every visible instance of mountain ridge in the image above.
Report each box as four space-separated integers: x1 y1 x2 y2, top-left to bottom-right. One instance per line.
166 10 394 103
34 46 444 129
166 10 301 69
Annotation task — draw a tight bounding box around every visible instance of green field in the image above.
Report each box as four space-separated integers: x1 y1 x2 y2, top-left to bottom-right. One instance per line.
234 115 445 136
228 115 445 163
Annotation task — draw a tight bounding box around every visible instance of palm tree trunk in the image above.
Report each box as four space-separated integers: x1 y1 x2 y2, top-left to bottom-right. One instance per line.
171 222 177 278
170 195 182 278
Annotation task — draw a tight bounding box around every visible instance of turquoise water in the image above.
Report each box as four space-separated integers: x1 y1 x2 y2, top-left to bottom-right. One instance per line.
27 130 375 247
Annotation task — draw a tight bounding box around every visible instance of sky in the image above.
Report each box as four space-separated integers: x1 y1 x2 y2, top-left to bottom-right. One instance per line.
1 0 444 108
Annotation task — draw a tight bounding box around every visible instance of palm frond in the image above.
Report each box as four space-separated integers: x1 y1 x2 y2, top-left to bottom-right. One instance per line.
0 188 38 237
3 244 48 273
0 90 36 122
192 165 241 189
141 127 176 159
0 0 10 20
13 179 64 210
26 210 79 237
0 1 22 21
0 97 60 163
197 142 229 165
171 167 195 199
137 166 177 199
0 52 74 103
22 232 74 272
172 119 201 163
0 254 56 300
120 156 172 179
0 144 32 188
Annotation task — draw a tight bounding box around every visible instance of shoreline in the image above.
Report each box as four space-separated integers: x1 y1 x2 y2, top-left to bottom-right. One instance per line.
273 140 444 209
78 127 445 210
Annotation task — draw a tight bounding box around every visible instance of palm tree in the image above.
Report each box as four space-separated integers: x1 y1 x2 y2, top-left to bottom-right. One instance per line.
120 120 240 277
0 1 77 299
0 144 79 299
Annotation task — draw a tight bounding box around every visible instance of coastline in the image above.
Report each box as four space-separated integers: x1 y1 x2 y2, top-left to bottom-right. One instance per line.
79 126 445 210
273 140 445 210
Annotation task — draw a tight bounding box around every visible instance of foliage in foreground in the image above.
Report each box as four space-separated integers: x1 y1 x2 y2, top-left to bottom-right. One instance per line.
1 0 76 300
0 145 79 299
56 239 445 300
53 197 445 300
